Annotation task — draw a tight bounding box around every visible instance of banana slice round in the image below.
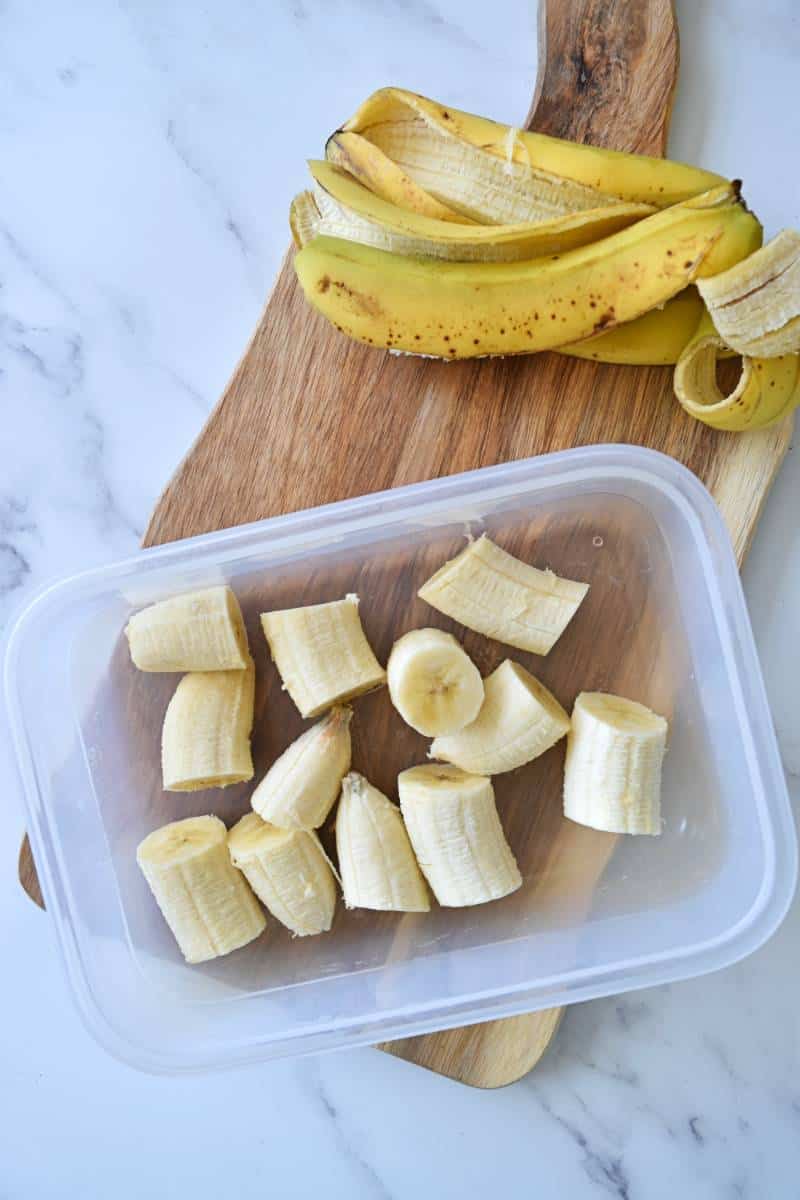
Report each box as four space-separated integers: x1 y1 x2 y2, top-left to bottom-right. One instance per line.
228 812 337 937
336 772 429 912
430 659 570 775
137 815 266 963
251 706 352 830
563 692 668 835
398 764 521 907
387 628 484 736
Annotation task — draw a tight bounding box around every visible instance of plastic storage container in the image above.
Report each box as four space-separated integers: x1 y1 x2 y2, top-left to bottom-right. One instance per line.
5 445 796 1073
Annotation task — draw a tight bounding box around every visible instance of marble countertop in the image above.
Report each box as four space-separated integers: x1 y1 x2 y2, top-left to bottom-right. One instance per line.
2 1 799 1195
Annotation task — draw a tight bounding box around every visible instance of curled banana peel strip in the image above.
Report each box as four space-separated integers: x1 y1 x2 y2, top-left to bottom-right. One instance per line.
674 310 800 432
697 229 800 358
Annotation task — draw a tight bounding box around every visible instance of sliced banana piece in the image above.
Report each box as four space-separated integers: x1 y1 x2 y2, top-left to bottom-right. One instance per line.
261 594 385 719
697 229 800 358
137 815 266 963
387 628 483 736
563 692 668 835
228 812 337 937
430 659 570 774
126 585 249 672
398 764 521 906
418 534 589 655
251 706 352 829
336 772 429 912
161 660 255 791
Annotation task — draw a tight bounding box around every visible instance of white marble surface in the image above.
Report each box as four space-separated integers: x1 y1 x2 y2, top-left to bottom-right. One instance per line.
2 1 799 1195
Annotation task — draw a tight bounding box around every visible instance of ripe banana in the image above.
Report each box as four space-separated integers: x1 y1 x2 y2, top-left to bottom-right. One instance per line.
294 185 762 359
291 161 654 263
228 811 337 936
674 311 800 431
387 628 484 736
398 764 521 906
697 229 800 358
161 659 255 791
336 772 429 912
419 534 588 655
340 87 727 209
261 595 385 719
430 659 570 775
560 289 706 365
137 815 266 963
250 706 352 829
327 129 470 222
126 585 249 673
563 692 668 835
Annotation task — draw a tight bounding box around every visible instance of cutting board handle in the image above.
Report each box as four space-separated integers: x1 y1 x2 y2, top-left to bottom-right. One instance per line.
528 0 678 153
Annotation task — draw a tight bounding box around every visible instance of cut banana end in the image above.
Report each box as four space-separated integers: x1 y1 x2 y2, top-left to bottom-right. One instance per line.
398 764 521 906
261 595 385 719
698 229 800 358
161 660 255 791
563 692 668 836
336 772 429 912
137 816 266 963
431 659 570 775
126 585 249 672
228 812 337 937
419 534 589 655
251 706 352 829
674 312 800 431
387 628 484 736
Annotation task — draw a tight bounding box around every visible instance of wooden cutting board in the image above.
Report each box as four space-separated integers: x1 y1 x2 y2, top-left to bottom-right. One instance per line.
19 0 792 1087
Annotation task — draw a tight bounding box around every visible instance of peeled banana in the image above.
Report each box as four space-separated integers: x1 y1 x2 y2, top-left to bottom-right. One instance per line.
398 764 521 906
430 659 570 775
137 815 266 963
387 628 484 736
261 595 385 719
341 88 727 209
250 706 352 829
295 185 761 359
126 585 249 673
674 311 800 431
228 811 337 936
419 534 588 655
563 692 668 835
336 772 429 912
161 659 255 791
698 229 800 358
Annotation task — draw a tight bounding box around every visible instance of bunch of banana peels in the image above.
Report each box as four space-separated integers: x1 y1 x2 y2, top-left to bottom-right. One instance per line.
291 88 800 433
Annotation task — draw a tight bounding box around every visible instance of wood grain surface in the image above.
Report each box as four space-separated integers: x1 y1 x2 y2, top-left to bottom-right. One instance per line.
18 0 793 1089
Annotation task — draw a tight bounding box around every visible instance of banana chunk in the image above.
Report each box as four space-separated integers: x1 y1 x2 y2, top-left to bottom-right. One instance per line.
398 764 521 906
563 692 668 835
261 595 386 718
418 534 589 655
228 812 337 937
251 706 352 830
137 816 266 963
336 772 429 912
161 660 255 791
126 585 249 672
698 229 800 358
431 659 570 775
387 628 484 736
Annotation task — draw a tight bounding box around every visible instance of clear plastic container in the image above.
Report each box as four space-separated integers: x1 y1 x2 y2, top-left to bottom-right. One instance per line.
5 445 796 1073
